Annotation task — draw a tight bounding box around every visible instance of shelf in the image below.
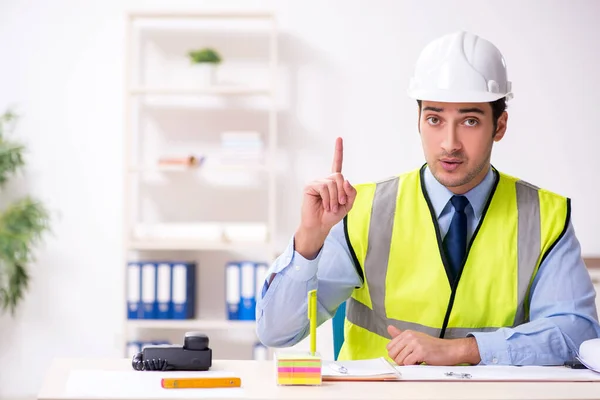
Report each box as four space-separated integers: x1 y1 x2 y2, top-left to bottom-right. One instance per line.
129 11 275 20
127 239 270 251
123 10 278 359
129 86 272 96
129 165 198 173
127 319 256 330
128 164 267 174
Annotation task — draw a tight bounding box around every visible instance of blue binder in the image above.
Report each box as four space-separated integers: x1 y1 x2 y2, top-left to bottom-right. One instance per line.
149 340 171 347
126 341 141 358
225 262 240 320
171 262 196 320
254 262 268 302
156 262 172 319
253 341 268 360
239 261 256 320
140 341 154 350
141 262 158 319
127 262 141 319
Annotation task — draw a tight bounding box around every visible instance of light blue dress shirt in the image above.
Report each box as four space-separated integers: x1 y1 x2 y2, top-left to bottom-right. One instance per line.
256 166 600 365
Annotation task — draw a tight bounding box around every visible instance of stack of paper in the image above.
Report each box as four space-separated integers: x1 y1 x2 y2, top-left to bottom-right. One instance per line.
322 357 401 381
65 370 244 399
321 358 600 382
396 365 600 381
275 353 322 386
219 130 264 166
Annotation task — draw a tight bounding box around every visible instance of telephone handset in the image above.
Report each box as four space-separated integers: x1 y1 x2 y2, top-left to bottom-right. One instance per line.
132 331 212 371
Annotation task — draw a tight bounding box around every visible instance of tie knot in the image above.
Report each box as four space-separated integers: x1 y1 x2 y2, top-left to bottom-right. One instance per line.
450 195 469 213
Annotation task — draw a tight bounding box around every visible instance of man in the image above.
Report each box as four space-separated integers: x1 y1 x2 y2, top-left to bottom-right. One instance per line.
256 31 600 366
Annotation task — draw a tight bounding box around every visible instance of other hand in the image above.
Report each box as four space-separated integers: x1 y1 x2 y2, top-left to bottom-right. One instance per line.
386 325 481 366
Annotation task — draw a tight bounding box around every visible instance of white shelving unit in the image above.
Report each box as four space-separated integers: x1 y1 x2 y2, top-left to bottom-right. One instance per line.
122 10 278 360
129 87 271 96
128 319 258 330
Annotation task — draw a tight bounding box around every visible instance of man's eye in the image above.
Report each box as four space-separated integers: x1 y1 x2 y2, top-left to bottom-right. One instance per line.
426 117 440 125
464 118 478 127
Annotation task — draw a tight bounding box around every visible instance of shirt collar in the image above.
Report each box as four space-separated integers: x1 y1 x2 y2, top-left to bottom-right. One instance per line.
422 165 495 219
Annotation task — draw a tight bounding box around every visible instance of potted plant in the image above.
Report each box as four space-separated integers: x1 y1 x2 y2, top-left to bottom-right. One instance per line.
187 48 222 87
0 108 51 316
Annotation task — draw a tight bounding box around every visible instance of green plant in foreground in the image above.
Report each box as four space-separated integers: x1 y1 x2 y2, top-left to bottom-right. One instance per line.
0 108 51 316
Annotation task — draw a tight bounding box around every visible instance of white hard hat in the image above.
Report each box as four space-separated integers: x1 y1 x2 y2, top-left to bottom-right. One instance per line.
407 31 513 103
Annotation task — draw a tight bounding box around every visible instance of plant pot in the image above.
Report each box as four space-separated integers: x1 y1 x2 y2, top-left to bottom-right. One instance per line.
194 63 216 87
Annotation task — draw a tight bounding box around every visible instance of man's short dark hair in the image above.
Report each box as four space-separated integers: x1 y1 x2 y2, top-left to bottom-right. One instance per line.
417 97 507 135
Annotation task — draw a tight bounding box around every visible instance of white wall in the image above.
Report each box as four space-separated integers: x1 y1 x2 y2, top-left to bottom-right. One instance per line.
0 0 599 398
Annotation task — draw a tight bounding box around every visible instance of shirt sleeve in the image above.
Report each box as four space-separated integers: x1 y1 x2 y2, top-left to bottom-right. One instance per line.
255 220 363 348
470 221 600 365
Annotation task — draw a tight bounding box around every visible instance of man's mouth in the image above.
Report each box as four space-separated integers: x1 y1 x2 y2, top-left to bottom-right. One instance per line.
440 159 463 172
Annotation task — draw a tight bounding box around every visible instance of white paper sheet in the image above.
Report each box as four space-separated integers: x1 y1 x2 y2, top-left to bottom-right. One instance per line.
395 365 600 381
65 370 244 399
577 356 600 373
322 357 399 377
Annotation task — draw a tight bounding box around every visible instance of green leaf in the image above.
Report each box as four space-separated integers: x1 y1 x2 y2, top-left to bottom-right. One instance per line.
0 197 50 315
0 262 29 316
187 48 222 64
0 107 51 316
0 139 26 185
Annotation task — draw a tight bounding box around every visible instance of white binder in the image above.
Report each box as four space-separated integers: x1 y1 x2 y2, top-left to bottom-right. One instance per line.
239 261 255 320
156 263 171 319
226 262 240 320
172 262 195 319
255 262 269 301
141 263 157 319
126 263 141 319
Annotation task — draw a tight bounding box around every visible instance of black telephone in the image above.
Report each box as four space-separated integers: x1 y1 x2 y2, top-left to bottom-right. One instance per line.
132 331 212 371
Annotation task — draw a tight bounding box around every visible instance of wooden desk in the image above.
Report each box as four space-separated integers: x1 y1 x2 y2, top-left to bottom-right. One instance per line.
38 358 600 400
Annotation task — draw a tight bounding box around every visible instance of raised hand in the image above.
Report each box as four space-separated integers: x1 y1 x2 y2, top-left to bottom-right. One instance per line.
295 137 357 259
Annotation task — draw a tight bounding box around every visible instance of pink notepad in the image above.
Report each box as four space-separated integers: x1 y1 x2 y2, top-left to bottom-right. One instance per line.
275 352 322 386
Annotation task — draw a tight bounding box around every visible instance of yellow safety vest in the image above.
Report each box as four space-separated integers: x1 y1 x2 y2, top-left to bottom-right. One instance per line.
337 165 569 361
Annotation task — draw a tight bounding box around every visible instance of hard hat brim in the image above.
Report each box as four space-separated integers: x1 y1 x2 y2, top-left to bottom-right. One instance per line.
407 89 510 103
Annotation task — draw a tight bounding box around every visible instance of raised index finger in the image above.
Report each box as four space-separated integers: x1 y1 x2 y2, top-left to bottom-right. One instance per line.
331 137 343 174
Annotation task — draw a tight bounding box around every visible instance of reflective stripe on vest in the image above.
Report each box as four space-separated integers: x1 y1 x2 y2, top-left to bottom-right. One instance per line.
346 175 542 339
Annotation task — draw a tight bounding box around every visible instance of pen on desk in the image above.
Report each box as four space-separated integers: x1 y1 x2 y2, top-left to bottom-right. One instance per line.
161 377 241 389
564 360 588 369
308 289 317 356
445 372 472 379
328 363 348 374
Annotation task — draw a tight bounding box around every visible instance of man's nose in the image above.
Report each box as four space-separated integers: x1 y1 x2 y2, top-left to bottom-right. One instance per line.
441 124 461 154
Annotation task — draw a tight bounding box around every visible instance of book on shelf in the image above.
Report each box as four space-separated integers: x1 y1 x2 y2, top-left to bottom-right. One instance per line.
127 261 196 320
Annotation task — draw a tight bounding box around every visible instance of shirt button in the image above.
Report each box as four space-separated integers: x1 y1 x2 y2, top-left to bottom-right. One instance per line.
492 357 498 364
295 265 301 271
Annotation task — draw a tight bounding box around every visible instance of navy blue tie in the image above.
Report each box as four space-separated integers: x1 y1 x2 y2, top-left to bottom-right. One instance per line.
443 195 470 281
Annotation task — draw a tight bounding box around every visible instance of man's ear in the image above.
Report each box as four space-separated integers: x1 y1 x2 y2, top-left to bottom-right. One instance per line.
417 104 422 134
493 111 508 142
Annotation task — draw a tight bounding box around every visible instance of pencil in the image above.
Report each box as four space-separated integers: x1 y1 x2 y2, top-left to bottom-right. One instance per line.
161 377 241 389
308 289 317 355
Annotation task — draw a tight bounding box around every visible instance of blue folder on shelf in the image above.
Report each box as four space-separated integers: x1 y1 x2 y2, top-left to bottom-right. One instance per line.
127 262 142 319
253 341 268 360
239 261 256 320
141 262 158 319
254 262 268 304
156 262 172 319
171 262 196 320
126 341 141 358
226 262 240 320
